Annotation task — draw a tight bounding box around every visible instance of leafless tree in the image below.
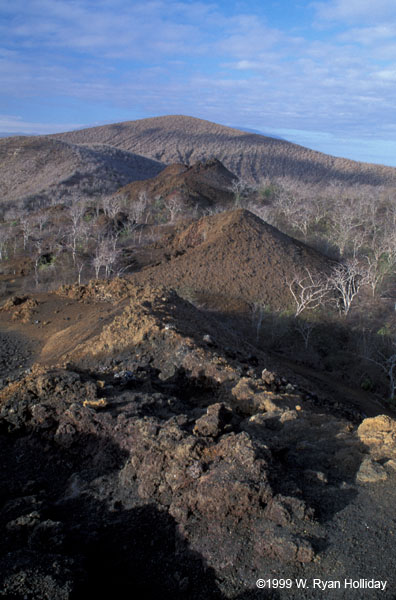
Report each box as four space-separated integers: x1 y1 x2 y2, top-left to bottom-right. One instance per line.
361 333 396 401
102 196 122 219
92 238 120 279
230 179 254 208
0 225 11 261
165 194 184 223
32 240 43 288
131 191 149 223
32 213 48 233
363 247 395 297
328 259 367 315
330 198 367 257
251 301 266 341
294 317 316 349
20 216 33 251
287 269 329 317
75 257 85 285
67 202 87 265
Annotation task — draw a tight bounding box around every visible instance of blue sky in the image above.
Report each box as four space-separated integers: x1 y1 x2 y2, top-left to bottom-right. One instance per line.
1 0 396 165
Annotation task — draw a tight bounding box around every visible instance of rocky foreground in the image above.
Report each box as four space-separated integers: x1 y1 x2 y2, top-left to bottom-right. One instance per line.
1 284 396 599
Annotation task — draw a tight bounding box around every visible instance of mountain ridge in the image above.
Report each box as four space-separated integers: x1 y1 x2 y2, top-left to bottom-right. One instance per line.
0 135 164 209
50 114 396 187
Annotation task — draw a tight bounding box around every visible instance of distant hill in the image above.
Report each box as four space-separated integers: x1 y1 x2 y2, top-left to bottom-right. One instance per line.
116 158 238 211
0 136 164 209
51 115 396 187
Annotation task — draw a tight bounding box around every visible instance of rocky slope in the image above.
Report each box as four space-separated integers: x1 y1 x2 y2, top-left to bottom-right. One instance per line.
1 282 396 598
51 115 396 186
0 136 164 209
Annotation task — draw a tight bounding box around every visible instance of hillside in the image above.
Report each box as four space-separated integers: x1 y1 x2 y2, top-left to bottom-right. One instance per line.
0 136 164 209
51 115 396 186
1 281 396 598
132 209 334 312
115 158 237 211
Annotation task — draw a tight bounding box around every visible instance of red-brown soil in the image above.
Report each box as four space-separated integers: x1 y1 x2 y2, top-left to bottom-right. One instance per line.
132 209 334 313
115 158 237 211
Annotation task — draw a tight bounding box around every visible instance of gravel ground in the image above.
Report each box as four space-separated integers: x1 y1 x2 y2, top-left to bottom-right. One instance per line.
0 330 36 387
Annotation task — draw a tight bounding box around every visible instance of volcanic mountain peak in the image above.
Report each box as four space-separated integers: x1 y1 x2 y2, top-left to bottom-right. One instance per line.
52 114 396 187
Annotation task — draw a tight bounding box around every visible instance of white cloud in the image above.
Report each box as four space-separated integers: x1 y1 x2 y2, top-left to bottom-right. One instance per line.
376 69 396 81
313 0 396 23
338 25 396 45
0 114 83 134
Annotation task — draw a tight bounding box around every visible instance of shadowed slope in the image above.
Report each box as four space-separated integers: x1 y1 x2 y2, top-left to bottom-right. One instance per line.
0 136 165 208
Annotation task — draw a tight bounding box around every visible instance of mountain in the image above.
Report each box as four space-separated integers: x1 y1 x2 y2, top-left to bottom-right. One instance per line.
115 158 237 211
51 115 396 187
0 136 164 209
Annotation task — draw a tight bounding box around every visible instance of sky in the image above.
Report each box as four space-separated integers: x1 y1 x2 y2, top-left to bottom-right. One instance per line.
1 0 396 166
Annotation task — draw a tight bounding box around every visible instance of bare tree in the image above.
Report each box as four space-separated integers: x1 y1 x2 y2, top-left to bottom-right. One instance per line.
0 225 11 261
92 237 120 279
131 191 149 223
335 198 364 255
32 213 48 234
67 202 87 265
20 216 33 251
165 194 184 223
287 269 329 317
32 240 43 288
251 301 266 341
361 333 396 401
294 317 316 349
102 196 122 219
230 179 254 208
364 248 395 297
328 259 367 315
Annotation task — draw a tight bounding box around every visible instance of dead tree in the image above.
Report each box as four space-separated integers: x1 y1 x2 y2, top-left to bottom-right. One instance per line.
287 269 329 317
165 195 184 223
294 317 316 349
92 238 120 279
328 259 366 315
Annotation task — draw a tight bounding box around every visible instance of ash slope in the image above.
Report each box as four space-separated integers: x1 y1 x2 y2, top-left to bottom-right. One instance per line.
0 136 164 208
132 208 334 312
52 115 396 186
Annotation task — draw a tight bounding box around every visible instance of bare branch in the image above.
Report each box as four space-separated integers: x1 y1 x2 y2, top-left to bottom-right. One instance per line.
287 269 329 317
